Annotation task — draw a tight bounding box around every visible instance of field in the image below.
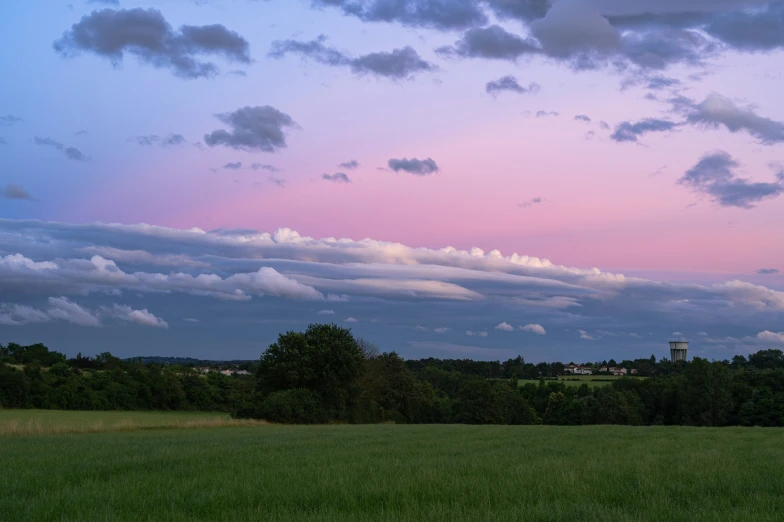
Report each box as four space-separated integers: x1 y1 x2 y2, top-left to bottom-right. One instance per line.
0 409 261 436
2 412 784 521
518 375 646 388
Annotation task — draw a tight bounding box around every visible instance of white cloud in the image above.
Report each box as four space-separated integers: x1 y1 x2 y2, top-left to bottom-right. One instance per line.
672 331 684 336
698 331 708 336
495 322 514 331
520 324 547 335
45 297 102 327
415 325 428 331
579 329 595 340
466 330 488 337
757 331 784 344
434 327 450 333
344 317 358 323
108 304 168 328
317 309 335 315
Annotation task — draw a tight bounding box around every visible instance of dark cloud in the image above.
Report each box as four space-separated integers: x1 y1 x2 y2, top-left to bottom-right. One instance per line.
599 121 610 130
0 183 33 201
339 160 360 170
530 0 621 60
519 197 543 208
251 163 280 172
621 28 714 69
322 172 351 183
204 106 298 153
574 114 591 122
310 0 487 30
436 25 539 61
0 115 23 126
486 0 550 22
756 268 780 275
610 118 678 142
223 162 243 170
74 129 89 136
34 136 91 161
706 3 784 51
678 151 784 209
485 75 540 96
646 75 681 90
269 36 435 79
53 8 250 79
681 94 784 145
131 134 186 147
536 110 559 118
388 157 439 175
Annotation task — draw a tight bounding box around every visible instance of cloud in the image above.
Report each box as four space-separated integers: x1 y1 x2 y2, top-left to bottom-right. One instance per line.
574 115 591 122
3 219 784 349
107 304 168 328
339 160 360 170
678 151 784 209
536 110 559 118
204 106 298 153
1 184 33 201
610 118 678 142
131 134 187 147
756 268 780 275
495 322 514 331
621 28 714 69
0 115 22 125
34 136 91 161
323 172 351 183
530 0 621 61
486 75 540 96
388 157 439 175
520 324 547 335
436 25 540 61
53 8 250 79
705 3 784 52
269 36 435 79
317 309 335 315
223 162 243 170
344 317 358 323
466 330 488 337
757 331 784 344
519 197 543 208
45 297 102 327
251 163 280 172
579 329 595 340
434 327 450 333
683 93 784 145
310 0 487 31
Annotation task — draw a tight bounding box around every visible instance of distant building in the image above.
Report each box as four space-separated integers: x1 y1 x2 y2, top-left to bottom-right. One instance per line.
565 364 594 375
669 341 688 362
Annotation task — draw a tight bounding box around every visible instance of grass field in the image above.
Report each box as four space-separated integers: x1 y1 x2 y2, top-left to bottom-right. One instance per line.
0 409 262 436
2 412 784 521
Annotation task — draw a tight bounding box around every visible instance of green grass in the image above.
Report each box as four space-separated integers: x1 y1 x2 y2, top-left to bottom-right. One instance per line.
0 409 261 436
2 417 784 521
516 375 648 388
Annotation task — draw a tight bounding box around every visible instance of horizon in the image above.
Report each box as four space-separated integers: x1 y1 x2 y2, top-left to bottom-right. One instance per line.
1 0 783 362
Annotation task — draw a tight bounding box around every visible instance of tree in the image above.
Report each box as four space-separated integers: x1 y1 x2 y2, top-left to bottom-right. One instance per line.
680 358 732 426
256 323 366 417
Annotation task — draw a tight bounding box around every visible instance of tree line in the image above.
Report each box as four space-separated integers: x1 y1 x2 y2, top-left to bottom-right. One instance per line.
3 324 784 427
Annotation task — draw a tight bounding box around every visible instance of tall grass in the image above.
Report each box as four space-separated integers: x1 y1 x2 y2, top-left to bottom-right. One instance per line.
2 423 784 521
0 410 264 436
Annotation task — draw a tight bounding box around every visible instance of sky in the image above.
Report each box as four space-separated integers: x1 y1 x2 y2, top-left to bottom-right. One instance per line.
1 0 783 362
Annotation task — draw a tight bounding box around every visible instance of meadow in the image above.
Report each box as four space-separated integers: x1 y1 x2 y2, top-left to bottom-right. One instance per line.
517 375 646 388
0 409 261 436
2 411 784 521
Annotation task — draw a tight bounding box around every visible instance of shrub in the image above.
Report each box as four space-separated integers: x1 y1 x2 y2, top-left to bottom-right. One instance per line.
259 389 328 424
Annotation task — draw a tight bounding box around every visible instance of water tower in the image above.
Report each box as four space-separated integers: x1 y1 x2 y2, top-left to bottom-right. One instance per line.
669 341 688 362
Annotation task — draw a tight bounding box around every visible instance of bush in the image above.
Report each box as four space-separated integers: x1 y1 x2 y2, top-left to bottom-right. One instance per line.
259 389 328 424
